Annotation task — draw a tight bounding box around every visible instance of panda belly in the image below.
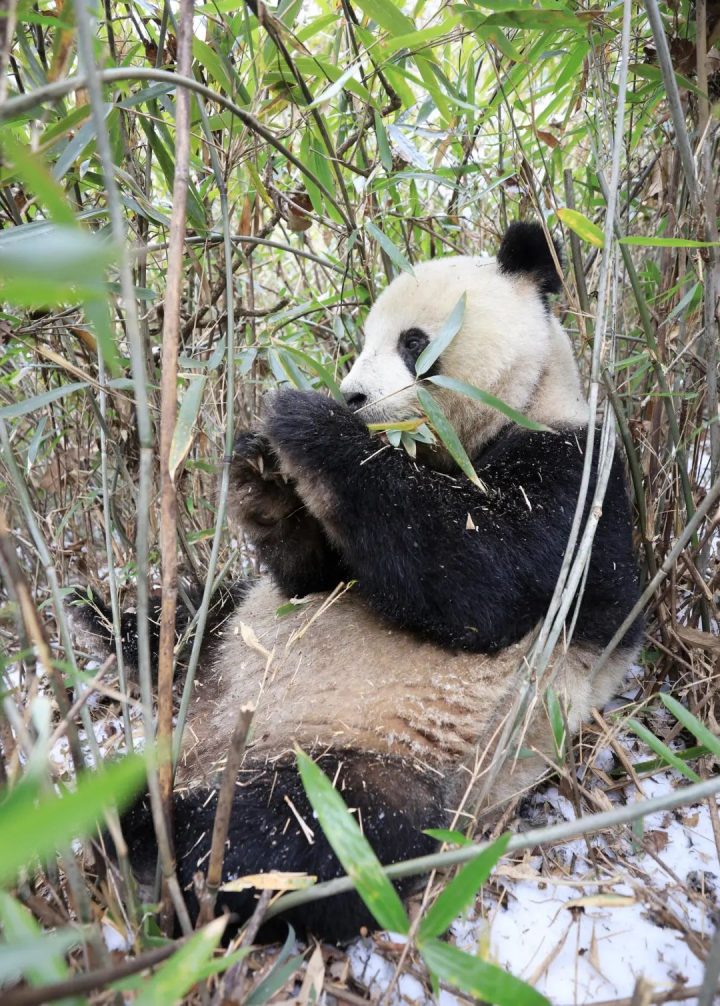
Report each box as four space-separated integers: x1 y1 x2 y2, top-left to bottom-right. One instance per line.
177 578 631 814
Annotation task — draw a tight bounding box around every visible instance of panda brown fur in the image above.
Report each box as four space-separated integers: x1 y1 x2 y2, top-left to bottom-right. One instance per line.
72 222 641 941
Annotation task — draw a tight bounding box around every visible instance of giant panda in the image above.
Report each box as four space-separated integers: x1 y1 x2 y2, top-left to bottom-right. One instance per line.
73 222 641 941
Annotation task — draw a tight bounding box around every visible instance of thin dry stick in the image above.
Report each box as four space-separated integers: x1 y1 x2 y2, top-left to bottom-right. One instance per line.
1 942 180 1006
197 703 255 926
157 0 194 929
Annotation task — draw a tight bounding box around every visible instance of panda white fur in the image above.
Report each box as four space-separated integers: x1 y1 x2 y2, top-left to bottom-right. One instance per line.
75 222 641 940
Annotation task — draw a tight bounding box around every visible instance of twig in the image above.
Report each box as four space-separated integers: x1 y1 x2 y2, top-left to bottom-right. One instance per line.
172 88 238 766
1 942 180 1006
214 889 272 1005
197 703 255 925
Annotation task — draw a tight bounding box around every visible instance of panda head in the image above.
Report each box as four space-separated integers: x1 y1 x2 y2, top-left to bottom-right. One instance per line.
341 222 588 463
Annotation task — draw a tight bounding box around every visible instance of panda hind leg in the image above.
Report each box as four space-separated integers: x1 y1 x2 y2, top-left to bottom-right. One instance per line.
121 753 446 943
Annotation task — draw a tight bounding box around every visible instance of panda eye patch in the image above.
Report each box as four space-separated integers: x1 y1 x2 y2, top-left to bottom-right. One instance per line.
398 328 430 372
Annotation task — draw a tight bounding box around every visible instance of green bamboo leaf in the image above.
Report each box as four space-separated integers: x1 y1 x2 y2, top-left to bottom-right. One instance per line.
619 236 720 248
84 295 122 377
133 917 226 1006
0 893 81 999
365 221 414 276
1 135 76 226
415 293 466 377
0 227 117 307
545 686 566 762
169 375 207 483
556 207 604 248
296 749 410 935
0 928 82 988
626 719 701 783
374 111 393 172
310 61 362 107
660 694 720 759
277 346 343 400
423 828 472 847
419 834 510 941
0 755 146 886
0 381 88 420
419 938 550 1006
633 745 709 775
416 387 484 490
426 375 552 433
352 0 414 35
245 954 305 1005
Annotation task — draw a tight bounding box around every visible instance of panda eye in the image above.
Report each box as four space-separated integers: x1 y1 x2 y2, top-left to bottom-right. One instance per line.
400 328 428 358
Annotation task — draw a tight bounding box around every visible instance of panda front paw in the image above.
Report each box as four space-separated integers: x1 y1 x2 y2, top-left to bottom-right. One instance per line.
227 429 303 533
262 389 367 473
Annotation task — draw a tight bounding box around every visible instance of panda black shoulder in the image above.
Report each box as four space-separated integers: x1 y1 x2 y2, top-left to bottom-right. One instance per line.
496 221 562 299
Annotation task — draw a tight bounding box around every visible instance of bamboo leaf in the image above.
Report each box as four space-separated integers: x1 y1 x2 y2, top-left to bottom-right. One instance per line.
415 293 466 377
626 719 701 783
419 834 510 940
296 749 410 935
169 375 207 483
418 938 550 1006
0 755 146 886
619 236 720 248
427 375 552 432
133 918 226 1006
365 221 414 276
0 893 80 998
2 134 76 226
351 0 414 35
416 387 484 490
556 207 604 247
660 694 720 759
0 381 88 420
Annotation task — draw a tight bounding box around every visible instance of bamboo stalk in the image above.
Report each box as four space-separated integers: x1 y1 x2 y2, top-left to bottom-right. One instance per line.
156 0 194 930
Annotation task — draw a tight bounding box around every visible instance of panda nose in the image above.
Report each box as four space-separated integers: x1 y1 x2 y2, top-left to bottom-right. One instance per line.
343 391 367 411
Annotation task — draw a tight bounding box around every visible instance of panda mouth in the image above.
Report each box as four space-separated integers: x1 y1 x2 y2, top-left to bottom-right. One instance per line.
354 400 418 426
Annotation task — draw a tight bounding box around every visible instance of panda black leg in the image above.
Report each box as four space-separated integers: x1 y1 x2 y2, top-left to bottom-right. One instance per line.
122 753 445 942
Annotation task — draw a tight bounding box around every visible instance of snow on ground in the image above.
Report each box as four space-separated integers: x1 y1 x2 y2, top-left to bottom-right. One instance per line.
347 764 719 1006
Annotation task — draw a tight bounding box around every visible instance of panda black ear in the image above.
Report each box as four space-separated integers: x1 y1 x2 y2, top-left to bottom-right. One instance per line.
497 221 562 298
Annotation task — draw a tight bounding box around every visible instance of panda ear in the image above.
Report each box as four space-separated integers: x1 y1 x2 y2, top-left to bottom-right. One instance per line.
497 221 562 297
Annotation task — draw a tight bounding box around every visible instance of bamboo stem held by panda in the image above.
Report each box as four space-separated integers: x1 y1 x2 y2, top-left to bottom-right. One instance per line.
157 0 194 933
197 703 255 927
